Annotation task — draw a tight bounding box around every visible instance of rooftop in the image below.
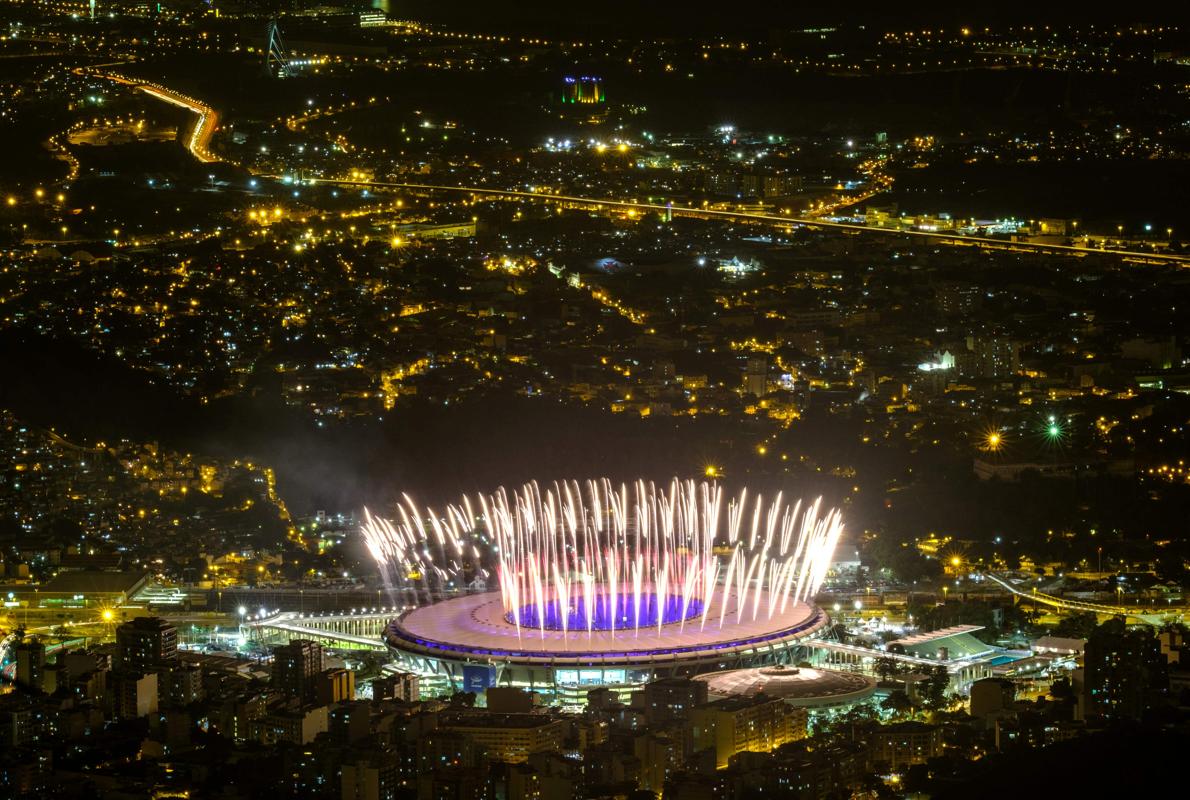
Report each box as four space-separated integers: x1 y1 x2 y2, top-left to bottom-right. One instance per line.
441 711 560 729
695 666 877 708
27 570 150 597
887 625 995 659
887 625 985 647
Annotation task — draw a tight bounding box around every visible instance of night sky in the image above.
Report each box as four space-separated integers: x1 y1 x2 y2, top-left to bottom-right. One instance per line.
391 1 1187 35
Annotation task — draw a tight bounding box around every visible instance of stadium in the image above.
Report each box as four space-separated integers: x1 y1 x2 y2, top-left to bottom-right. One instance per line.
366 479 843 702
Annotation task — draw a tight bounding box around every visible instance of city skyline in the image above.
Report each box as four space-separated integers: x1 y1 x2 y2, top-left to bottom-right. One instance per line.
1 2 1189 798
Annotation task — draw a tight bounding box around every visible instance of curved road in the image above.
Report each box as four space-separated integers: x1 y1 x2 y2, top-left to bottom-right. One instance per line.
78 70 1189 265
78 68 218 162
982 572 1182 625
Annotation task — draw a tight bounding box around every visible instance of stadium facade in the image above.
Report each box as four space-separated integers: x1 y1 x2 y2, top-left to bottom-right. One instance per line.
382 588 831 702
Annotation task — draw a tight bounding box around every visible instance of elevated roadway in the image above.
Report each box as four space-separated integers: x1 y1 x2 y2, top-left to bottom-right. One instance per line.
243 609 395 651
982 572 1181 626
76 68 218 162
296 176 1190 267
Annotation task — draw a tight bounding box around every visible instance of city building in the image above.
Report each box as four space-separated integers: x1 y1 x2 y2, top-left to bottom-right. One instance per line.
967 335 1021 379
272 639 325 703
316 667 356 705
342 749 403 800
640 677 708 725
438 712 569 764
866 721 943 769
372 672 419 702
14 640 46 693
250 704 329 746
115 616 177 671
969 677 1016 720
1080 618 1168 720
109 672 159 719
690 695 808 769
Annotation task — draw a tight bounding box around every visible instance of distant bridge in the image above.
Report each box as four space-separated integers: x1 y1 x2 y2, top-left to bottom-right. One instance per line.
982 572 1181 626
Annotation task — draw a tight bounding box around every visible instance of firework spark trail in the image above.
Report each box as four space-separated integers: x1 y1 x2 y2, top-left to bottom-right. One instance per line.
362 478 843 640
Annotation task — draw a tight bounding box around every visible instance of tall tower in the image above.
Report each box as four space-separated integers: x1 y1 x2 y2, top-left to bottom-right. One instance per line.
265 19 290 79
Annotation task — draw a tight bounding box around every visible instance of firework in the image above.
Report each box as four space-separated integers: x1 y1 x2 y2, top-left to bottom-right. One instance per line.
362 478 843 641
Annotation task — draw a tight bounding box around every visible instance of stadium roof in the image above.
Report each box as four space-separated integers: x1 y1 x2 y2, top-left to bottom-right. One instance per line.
34 570 150 597
888 625 994 659
888 625 985 647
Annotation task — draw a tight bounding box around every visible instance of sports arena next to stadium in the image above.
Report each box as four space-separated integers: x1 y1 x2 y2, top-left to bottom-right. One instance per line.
364 479 845 701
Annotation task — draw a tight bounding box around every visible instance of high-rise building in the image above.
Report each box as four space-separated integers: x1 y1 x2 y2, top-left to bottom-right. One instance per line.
934 282 982 316
419 728 485 767
161 664 205 707
969 677 1015 720
115 617 177 671
437 712 568 764
739 173 804 198
316 667 356 705
634 732 683 793
14 640 46 692
641 677 707 726
1081 618 1168 720
329 702 370 745
372 672 419 702
250 704 328 746
743 357 768 398
342 749 403 800
966 335 1021 379
272 639 325 703
109 671 159 719
867 720 943 769
705 170 739 196
690 696 807 769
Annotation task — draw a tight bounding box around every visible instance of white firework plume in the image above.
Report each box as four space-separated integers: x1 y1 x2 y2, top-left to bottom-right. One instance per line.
362 478 843 640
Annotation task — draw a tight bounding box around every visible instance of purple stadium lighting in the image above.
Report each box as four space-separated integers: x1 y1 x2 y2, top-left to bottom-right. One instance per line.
362 479 844 643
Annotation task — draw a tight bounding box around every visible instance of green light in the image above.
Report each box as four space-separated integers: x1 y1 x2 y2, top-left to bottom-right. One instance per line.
1047 424 1060 438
